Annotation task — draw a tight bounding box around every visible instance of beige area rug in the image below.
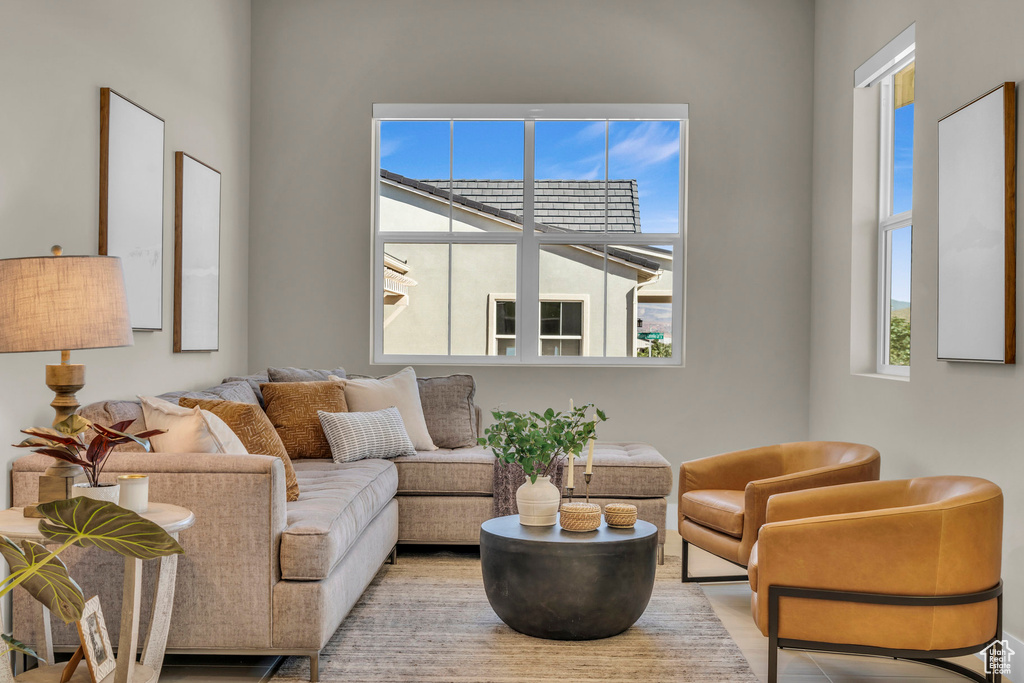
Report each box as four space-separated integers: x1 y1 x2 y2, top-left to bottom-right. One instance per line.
271 548 758 682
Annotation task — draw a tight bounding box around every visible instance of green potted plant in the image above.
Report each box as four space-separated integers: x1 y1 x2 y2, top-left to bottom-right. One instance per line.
14 415 163 504
479 404 606 526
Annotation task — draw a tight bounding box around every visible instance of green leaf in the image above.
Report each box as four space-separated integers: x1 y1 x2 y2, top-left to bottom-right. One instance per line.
54 414 92 436
0 537 84 624
1 634 42 663
38 498 184 561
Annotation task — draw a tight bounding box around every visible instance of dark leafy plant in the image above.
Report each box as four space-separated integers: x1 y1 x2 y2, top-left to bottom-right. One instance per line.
638 340 673 358
479 404 607 483
13 415 163 487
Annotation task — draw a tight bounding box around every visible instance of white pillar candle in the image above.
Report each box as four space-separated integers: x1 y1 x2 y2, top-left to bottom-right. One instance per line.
117 475 149 513
586 438 595 475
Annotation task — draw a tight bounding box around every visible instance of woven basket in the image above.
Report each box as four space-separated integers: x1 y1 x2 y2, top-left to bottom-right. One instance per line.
559 502 601 532
603 503 638 528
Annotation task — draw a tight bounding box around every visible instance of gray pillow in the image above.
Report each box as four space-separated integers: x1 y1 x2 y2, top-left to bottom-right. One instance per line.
223 372 270 408
157 380 260 406
417 374 477 449
318 407 416 463
268 367 347 383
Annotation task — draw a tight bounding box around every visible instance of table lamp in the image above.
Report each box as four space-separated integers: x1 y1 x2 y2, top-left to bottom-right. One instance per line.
0 246 134 503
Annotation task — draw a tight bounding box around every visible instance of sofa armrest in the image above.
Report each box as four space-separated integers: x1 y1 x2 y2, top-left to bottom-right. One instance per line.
765 478 909 524
679 446 783 494
12 451 288 650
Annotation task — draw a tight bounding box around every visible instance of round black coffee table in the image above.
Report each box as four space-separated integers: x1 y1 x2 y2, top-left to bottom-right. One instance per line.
480 515 658 640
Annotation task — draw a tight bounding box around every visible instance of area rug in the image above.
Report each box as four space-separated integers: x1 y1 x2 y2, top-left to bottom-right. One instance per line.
270 549 758 682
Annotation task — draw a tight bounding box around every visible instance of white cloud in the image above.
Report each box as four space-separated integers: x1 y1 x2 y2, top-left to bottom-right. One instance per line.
380 138 402 158
609 122 679 173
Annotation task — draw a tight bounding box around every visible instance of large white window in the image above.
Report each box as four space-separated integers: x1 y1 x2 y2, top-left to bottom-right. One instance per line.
372 104 687 365
858 27 914 376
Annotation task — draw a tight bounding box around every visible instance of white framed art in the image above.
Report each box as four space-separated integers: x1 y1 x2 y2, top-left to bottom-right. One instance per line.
173 152 221 353
99 88 165 331
937 82 1017 363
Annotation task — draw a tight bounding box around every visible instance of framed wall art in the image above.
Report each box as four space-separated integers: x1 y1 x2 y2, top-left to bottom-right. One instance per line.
937 82 1017 363
99 87 165 331
174 152 221 353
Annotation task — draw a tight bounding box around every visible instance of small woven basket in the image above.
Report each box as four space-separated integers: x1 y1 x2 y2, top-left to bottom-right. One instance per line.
604 503 638 528
559 502 601 532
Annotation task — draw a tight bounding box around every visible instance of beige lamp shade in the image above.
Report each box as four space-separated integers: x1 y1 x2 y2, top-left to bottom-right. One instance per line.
0 255 134 353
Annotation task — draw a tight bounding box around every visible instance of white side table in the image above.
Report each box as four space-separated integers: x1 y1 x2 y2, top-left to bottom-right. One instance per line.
0 503 195 683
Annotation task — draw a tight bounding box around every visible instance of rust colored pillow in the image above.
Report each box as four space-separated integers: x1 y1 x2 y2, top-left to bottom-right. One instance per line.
179 397 300 502
259 381 348 460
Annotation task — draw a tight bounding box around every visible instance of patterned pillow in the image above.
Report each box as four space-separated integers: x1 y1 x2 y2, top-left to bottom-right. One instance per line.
318 407 416 463
179 398 300 502
260 381 348 459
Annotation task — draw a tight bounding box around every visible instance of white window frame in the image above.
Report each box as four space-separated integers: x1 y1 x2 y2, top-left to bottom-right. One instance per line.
857 26 914 377
875 57 914 377
487 294 590 357
371 103 688 366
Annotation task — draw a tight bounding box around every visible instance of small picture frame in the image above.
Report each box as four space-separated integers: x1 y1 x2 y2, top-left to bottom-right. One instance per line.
76 596 116 682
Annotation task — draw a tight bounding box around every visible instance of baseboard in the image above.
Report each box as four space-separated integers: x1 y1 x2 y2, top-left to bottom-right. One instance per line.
666 503 678 531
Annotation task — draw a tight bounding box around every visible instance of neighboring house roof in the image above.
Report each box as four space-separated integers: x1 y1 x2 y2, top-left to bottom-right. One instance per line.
380 170 640 232
380 169 661 271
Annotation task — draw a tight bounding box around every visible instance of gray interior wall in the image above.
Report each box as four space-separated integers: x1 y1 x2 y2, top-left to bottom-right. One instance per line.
810 0 1024 638
0 0 251 501
249 0 816 484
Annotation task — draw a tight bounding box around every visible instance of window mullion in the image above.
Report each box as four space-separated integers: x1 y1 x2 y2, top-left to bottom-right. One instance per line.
521 120 539 364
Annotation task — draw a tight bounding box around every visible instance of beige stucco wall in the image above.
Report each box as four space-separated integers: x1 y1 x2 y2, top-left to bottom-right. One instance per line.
250 0 814 494
0 0 251 526
380 183 648 357
810 0 1024 639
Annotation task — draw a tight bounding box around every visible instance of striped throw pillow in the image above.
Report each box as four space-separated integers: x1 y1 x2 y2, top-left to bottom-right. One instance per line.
318 406 416 463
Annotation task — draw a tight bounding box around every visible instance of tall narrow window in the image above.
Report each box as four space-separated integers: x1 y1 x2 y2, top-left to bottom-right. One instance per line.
372 104 687 366
877 55 914 375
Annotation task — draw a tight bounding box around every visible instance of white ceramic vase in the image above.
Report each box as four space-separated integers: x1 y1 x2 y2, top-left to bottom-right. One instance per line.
517 475 560 526
71 483 120 504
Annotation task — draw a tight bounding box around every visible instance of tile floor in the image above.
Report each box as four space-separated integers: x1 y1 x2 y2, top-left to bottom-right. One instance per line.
128 536 1014 682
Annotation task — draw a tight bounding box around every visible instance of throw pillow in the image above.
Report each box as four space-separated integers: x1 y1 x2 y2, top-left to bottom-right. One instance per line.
158 380 260 407
416 374 478 448
337 366 436 451
318 407 416 463
260 381 348 459
267 367 347 383
223 372 270 407
179 398 300 502
139 396 248 455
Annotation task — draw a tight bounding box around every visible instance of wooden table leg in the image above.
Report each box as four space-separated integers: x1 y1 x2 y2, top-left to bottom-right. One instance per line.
140 533 180 680
114 557 143 683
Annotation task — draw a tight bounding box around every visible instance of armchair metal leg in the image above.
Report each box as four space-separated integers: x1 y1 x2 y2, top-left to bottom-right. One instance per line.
681 540 749 583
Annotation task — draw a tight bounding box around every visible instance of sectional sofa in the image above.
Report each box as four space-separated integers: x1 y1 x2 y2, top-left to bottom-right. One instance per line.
10 371 672 681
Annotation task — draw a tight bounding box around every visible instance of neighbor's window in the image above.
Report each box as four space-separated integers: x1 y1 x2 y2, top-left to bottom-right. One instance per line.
877 57 914 375
372 104 687 365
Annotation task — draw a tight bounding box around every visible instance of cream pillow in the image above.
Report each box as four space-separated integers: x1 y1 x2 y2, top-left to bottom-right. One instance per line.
336 367 436 451
139 396 248 454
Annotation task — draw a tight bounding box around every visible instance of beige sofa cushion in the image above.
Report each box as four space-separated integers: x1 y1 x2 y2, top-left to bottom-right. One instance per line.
417 374 477 449
568 443 674 498
339 367 436 451
393 446 497 496
281 459 398 580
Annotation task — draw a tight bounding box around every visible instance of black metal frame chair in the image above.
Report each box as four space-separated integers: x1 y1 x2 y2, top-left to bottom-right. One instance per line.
680 539 748 583
767 580 1004 683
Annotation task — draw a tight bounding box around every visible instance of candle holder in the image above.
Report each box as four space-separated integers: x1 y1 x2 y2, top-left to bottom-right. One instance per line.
565 485 574 504
584 472 592 503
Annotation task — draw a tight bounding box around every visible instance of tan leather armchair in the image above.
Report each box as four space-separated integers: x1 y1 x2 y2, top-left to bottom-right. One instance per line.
749 476 1004 683
678 441 880 581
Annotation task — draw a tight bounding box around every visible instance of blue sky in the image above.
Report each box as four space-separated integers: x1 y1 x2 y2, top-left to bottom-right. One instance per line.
380 119 681 234
890 102 913 303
